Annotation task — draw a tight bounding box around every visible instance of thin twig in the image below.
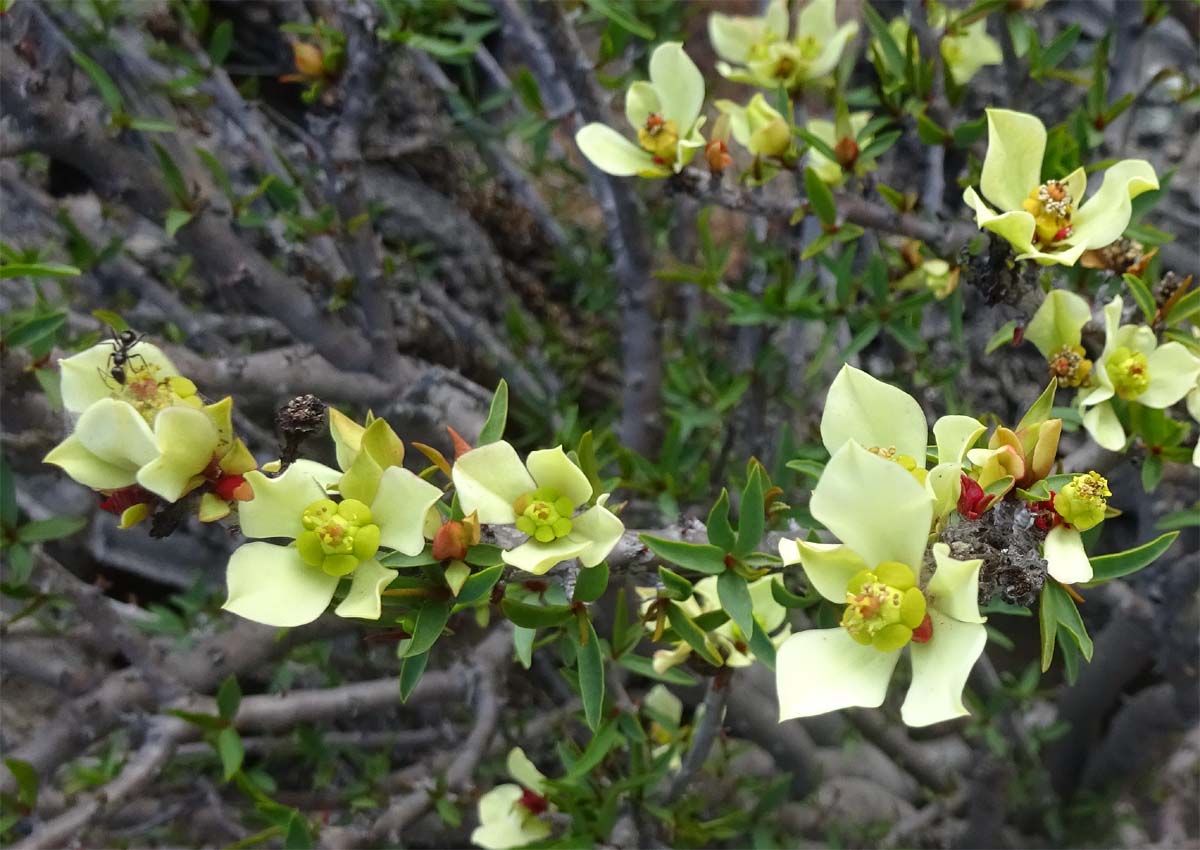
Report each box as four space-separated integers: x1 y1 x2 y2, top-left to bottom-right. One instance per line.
661 669 732 803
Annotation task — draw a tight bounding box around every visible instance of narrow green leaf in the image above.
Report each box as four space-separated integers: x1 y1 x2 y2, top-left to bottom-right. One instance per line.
152 142 191 207
735 466 766 556
0 457 17 531
985 320 1019 354
1038 583 1058 672
804 166 837 227
0 263 81 280
71 51 123 113
717 570 754 637
573 616 605 730
574 561 609 603
380 546 439 568
165 209 193 238
1083 531 1179 584
916 112 950 144
399 650 429 702
464 544 504 567
617 653 697 686
863 2 904 78
705 489 736 552
564 719 622 779
1015 380 1058 432
5 313 67 349
403 599 451 657
794 130 839 163
477 380 508 445
856 129 902 162
576 430 603 504
666 602 722 666
216 675 242 721
4 758 38 809
167 709 226 730
749 618 776 671
92 309 128 333
127 117 177 133
1037 23 1080 70
1046 582 1093 662
454 564 503 606
513 625 535 669
500 599 573 629
658 566 693 601
583 0 655 40
16 515 87 543
217 727 244 781
770 576 817 609
639 535 726 574
283 812 314 849
1123 273 1157 323
208 20 234 65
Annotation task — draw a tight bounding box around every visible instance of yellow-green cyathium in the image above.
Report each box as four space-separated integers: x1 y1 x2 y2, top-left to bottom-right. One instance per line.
709 0 858 91
575 42 705 178
452 442 624 575
963 109 1159 265
1025 289 1095 390
1076 296 1200 450
470 748 552 850
714 93 793 158
223 442 444 627
821 365 985 519
637 575 790 674
44 340 226 502
776 443 987 727
1041 471 1112 584
805 111 873 186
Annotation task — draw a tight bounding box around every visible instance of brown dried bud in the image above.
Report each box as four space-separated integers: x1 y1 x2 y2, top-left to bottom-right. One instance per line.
705 139 733 174
834 136 859 169
431 512 481 561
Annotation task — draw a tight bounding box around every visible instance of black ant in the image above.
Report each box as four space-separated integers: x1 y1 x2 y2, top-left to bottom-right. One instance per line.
103 328 145 386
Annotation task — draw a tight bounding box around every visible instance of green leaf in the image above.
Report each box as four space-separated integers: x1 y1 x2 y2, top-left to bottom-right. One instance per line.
0 457 16 531
916 112 950 145
1122 274 1156 323
464 544 504 567
399 650 429 702
127 117 177 133
856 130 902 162
152 142 191 208
985 320 1019 354
1156 508 1200 532
794 130 840 163
435 796 462 828
804 166 837 227
952 115 988 148
583 0 655 40
1037 23 1080 70
576 431 603 505
4 758 38 809
705 489 736 552
477 379 508 445
165 209 193 238
1038 583 1058 672
167 709 226 730
771 576 817 609
16 515 88 543
71 51 123 113
617 652 697 685
863 2 904 78
666 602 722 666
735 466 766 557
1046 582 1093 662
454 564 503 606
748 618 776 671
403 599 451 657
92 309 128 333
1016 380 1057 432
639 535 726 574
717 570 754 637
208 20 234 65
564 718 622 780
283 812 314 849
1141 452 1164 492
216 727 244 781
0 263 81 280
574 561 609 603
500 599 573 629
216 675 241 721
380 547 439 568
196 148 234 199
1083 532 1179 584
513 625 535 669
658 566 693 601
573 616 605 731
5 313 66 349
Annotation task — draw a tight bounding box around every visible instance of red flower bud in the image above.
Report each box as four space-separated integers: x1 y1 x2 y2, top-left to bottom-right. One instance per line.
432 520 470 561
213 473 252 502
957 475 994 521
446 426 473 460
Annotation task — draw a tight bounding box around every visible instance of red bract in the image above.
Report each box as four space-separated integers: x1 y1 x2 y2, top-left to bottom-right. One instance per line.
99 485 154 515
1029 494 1061 532
910 613 933 644
213 474 251 502
957 475 994 520
519 789 549 815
